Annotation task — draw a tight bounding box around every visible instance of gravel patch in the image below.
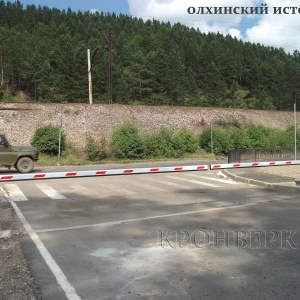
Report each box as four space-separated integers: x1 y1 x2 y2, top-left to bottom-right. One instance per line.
0 206 40 300
260 165 300 179
230 165 300 183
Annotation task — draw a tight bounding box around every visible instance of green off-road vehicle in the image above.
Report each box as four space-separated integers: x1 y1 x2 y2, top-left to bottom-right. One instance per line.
0 134 39 173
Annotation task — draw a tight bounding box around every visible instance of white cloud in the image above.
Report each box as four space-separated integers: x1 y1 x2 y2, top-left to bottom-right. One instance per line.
89 8 99 14
245 0 300 52
127 0 300 52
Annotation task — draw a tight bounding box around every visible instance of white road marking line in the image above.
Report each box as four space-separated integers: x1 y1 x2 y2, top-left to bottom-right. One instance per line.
98 184 137 195
147 178 191 189
145 177 190 189
35 183 66 200
0 189 7 202
132 182 168 192
158 180 190 189
24 201 263 234
70 185 87 191
0 230 11 238
166 175 220 188
217 171 227 178
185 174 241 184
0 187 81 300
4 184 28 201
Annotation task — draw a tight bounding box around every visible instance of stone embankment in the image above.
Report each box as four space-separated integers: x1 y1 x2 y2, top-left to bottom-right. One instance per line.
0 103 298 148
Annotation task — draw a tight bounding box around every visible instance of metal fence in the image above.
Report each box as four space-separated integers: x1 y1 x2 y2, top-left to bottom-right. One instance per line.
228 147 299 163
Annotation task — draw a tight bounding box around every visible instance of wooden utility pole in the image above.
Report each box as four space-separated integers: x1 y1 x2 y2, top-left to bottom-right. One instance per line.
87 49 93 104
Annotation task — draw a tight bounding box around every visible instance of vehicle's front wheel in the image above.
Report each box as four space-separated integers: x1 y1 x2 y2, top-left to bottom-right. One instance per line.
16 157 34 173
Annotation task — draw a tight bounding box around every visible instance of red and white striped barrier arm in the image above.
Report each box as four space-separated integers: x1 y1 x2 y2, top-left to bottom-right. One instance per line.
0 160 299 182
0 165 209 182
210 160 300 170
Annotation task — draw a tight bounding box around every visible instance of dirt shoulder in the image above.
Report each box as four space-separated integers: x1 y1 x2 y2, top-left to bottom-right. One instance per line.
0 203 39 300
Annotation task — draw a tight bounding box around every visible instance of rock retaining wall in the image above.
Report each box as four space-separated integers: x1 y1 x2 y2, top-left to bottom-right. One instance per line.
0 103 298 148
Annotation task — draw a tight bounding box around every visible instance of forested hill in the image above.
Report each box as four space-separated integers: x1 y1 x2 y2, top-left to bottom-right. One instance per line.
1 1 300 110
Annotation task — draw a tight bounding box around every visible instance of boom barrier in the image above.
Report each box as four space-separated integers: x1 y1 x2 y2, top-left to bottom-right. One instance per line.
0 160 299 182
0 165 209 182
211 160 300 169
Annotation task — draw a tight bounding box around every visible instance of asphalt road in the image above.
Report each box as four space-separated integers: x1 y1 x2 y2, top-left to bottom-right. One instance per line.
1 168 300 300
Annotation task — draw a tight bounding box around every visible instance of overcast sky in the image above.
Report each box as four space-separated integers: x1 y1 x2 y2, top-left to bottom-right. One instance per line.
19 0 300 53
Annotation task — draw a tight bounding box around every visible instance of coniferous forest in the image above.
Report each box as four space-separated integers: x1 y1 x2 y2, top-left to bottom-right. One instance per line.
1 1 300 110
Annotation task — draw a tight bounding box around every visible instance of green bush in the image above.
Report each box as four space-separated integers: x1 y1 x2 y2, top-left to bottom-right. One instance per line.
230 125 288 150
143 128 198 158
85 136 107 161
199 128 233 155
199 123 300 156
285 125 300 149
111 125 199 159
213 129 233 155
143 128 176 158
246 125 272 148
229 129 251 149
31 125 65 155
173 128 198 155
111 123 144 159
